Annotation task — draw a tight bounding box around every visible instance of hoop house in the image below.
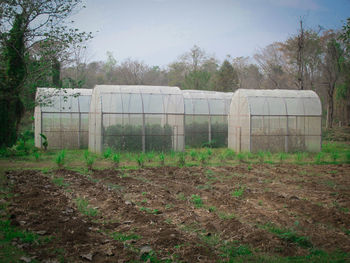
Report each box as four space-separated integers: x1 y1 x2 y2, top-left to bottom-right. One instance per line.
89 85 184 153
34 88 92 149
183 90 233 147
228 89 322 153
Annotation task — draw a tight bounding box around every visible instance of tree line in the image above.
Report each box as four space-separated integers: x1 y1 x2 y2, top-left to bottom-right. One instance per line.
0 0 349 149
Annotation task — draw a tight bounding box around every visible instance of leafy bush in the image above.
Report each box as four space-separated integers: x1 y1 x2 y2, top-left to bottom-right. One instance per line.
104 124 173 152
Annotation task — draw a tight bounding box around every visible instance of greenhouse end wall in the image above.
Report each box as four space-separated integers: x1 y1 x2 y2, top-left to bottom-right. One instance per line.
34 88 92 150
228 89 322 153
89 85 185 153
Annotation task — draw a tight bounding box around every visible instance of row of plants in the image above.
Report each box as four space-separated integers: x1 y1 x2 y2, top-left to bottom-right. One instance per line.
185 122 228 148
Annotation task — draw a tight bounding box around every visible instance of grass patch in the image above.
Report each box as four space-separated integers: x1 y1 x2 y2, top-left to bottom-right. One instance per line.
51 176 70 189
75 198 98 217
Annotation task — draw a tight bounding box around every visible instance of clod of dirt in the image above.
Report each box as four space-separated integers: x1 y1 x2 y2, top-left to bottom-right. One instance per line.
36 230 47 235
81 253 94 261
20 256 32 263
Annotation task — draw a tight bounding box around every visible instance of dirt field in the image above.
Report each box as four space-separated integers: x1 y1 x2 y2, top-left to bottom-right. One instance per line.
2 163 350 262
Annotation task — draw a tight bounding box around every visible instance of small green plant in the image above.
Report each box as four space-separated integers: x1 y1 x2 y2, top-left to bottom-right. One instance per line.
278 152 287 163
136 153 145 168
84 150 95 170
220 242 252 260
146 151 155 163
112 153 120 168
40 133 48 151
237 152 245 163
208 206 216 213
224 149 236 160
177 192 186 201
198 152 207 166
140 206 160 214
55 150 66 169
191 194 203 208
218 212 235 220
331 151 339 163
190 149 197 161
159 152 165 166
315 152 324 164
103 147 112 159
75 198 98 217
33 150 41 161
52 176 70 189
247 164 252 171
112 231 140 242
177 152 186 167
206 148 213 159
218 152 226 163
231 185 245 198
258 151 265 163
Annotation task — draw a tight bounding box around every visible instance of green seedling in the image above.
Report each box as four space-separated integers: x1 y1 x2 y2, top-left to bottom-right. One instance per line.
112 153 120 168
191 194 203 208
237 152 245 163
258 151 265 163
159 152 165 166
206 148 213 159
190 149 197 161
33 151 41 161
136 153 145 168
224 149 236 160
198 152 207 166
314 152 324 164
52 176 70 188
112 232 140 242
40 133 48 151
55 150 66 168
103 147 112 159
232 185 245 198
331 151 339 163
177 152 186 167
75 198 98 217
146 151 155 163
278 152 287 163
84 150 95 170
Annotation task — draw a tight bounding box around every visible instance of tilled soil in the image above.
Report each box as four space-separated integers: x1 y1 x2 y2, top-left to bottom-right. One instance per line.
3 164 350 262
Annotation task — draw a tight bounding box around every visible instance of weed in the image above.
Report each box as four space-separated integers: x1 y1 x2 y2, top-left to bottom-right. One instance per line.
258 200 263 206
263 223 312 248
295 152 304 164
84 150 95 170
258 151 265 163
218 152 226 163
140 206 160 214
190 149 197 161
146 151 155 163
206 148 213 159
191 194 203 208
198 152 207 166
220 241 252 259
278 152 287 163
112 232 140 242
112 153 120 168
177 152 186 167
232 185 245 198
75 198 98 217
40 133 48 151
247 164 252 171
331 151 340 163
177 193 187 201
136 153 145 168
224 149 236 160
208 206 216 213
315 152 325 164
51 176 70 189
103 147 112 159
159 152 165 166
55 150 66 168
165 204 173 209
237 152 245 163
33 151 41 161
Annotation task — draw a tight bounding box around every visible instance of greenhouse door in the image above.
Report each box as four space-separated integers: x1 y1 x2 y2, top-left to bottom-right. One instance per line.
236 127 241 152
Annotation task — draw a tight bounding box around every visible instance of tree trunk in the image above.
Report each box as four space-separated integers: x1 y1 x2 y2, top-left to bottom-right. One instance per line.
326 94 334 129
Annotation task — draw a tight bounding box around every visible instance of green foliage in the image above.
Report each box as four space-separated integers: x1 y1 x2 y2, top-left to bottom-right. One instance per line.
278 152 287 163
232 185 245 198
146 151 155 163
139 206 160 214
177 152 186 167
55 150 66 168
220 241 252 260
315 152 325 164
40 133 48 151
198 152 208 166
237 152 245 163
84 150 95 170
112 232 140 242
264 223 312 248
159 152 165 166
330 151 340 163
104 124 173 152
103 147 112 159
190 194 203 208
33 150 40 161
51 176 70 189
258 151 265 163
190 149 197 161
136 153 145 168
112 153 120 168
224 149 236 160
75 198 98 217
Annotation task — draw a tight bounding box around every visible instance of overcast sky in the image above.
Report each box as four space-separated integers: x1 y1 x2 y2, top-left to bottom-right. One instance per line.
72 0 350 67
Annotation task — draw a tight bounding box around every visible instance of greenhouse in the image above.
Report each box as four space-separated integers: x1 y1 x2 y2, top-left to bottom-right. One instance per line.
183 90 233 148
228 89 322 153
89 85 184 153
34 88 92 149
